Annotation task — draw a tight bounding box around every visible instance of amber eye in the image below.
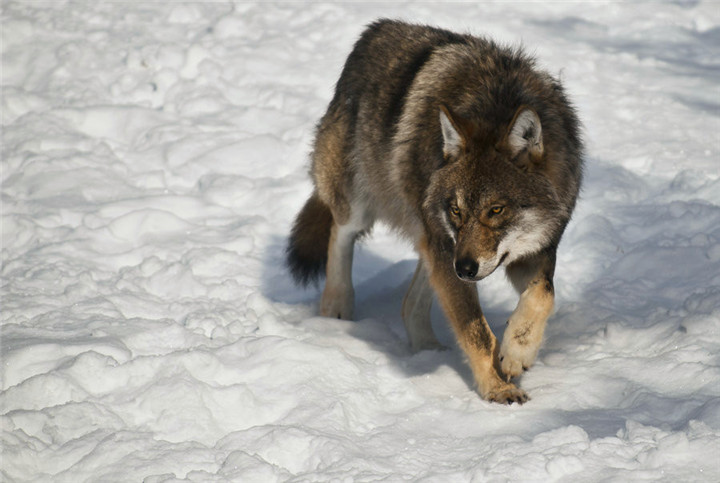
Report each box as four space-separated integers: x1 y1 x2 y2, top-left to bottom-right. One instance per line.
490 206 504 216
449 205 461 217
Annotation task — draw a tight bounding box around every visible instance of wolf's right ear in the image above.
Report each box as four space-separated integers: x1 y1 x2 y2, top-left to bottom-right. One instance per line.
506 107 543 159
439 105 465 158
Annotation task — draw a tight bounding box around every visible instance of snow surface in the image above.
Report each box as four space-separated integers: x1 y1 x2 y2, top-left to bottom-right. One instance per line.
2 1 720 481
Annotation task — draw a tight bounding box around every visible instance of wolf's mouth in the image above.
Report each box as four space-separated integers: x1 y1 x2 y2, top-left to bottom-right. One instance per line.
455 252 510 282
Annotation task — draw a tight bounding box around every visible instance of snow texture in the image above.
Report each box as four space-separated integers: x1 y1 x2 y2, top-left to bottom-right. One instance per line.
2 1 720 481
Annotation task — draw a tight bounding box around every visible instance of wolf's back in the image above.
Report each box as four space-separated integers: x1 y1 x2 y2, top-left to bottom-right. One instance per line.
330 19 472 137
286 192 333 286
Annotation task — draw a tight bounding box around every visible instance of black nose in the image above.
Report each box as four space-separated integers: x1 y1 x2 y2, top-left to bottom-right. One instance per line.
455 258 479 280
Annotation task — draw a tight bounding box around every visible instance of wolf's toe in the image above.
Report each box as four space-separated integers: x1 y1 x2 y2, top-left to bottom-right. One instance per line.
500 356 525 380
487 385 529 405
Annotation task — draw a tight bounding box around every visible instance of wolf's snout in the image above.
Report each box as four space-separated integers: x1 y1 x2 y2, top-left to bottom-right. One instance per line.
455 258 479 281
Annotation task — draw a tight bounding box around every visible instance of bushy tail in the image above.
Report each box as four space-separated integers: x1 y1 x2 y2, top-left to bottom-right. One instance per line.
286 192 333 286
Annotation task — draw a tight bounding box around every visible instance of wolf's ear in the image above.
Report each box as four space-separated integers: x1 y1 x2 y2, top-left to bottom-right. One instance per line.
506 107 543 159
439 105 466 158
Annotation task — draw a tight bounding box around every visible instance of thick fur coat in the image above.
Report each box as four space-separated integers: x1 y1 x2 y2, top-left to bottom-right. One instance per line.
287 20 583 403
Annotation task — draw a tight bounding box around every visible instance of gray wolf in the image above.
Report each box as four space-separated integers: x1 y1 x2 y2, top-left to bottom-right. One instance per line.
286 19 583 404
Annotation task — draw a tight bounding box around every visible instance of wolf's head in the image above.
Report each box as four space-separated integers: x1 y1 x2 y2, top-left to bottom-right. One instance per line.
424 105 567 282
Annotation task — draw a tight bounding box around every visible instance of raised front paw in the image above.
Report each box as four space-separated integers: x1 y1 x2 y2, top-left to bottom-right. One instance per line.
486 383 529 405
499 335 540 380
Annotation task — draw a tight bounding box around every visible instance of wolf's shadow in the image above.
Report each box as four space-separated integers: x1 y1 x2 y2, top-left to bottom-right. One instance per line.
261 234 517 389
261 156 649 402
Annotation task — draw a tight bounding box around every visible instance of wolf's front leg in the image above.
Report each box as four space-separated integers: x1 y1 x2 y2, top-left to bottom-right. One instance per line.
500 250 556 379
320 221 359 319
421 244 527 404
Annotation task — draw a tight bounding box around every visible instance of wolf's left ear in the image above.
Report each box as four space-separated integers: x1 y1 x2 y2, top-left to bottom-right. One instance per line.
506 107 543 159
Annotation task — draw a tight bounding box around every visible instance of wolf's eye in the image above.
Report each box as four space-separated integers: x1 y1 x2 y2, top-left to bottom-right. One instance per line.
489 206 504 216
449 205 460 217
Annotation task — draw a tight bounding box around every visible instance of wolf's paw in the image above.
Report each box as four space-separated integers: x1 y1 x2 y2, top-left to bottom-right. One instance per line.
320 287 354 320
410 339 448 353
486 383 529 405
405 321 446 353
499 336 539 380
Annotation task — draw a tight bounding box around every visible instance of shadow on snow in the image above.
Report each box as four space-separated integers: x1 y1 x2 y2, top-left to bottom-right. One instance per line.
259 155 719 436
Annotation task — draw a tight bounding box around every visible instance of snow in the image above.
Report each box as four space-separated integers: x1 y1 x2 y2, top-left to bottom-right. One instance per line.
2 1 719 481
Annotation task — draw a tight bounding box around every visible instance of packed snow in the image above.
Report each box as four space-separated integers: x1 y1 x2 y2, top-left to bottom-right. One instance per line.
2 1 720 481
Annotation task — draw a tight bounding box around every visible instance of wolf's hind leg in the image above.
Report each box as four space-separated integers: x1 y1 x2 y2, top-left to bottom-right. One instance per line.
500 250 556 379
320 208 370 320
402 260 444 352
